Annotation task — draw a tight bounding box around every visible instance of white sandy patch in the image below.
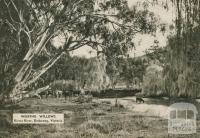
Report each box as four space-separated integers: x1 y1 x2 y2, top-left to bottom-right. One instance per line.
98 97 169 119
132 104 168 119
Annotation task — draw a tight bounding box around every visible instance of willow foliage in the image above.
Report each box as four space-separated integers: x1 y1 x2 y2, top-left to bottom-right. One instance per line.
164 0 200 98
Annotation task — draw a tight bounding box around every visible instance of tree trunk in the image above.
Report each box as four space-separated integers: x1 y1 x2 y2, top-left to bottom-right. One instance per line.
15 31 50 83
29 85 50 99
9 52 63 103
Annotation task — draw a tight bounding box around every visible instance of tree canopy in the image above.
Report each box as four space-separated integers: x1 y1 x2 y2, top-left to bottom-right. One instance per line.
0 0 157 101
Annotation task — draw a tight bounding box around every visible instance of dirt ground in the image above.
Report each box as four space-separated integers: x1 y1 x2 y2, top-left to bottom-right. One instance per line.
0 96 200 138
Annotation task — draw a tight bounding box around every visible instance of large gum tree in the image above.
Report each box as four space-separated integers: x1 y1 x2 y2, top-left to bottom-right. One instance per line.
0 0 157 103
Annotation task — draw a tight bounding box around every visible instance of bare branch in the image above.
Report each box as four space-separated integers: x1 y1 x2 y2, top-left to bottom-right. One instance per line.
4 0 20 24
10 0 19 13
5 19 17 31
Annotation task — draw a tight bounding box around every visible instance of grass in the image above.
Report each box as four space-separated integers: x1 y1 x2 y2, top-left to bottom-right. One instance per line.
0 97 199 138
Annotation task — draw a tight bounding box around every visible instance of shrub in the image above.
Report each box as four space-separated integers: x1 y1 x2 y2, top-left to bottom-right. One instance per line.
101 100 111 105
79 120 108 134
93 109 106 116
78 128 101 138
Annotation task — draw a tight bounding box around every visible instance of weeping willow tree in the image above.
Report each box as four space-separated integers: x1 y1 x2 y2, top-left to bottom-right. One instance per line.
87 52 110 91
143 63 164 96
164 0 200 98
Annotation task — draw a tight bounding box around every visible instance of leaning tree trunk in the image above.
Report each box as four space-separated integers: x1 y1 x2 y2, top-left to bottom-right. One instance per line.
10 52 63 103
8 29 65 103
28 85 50 99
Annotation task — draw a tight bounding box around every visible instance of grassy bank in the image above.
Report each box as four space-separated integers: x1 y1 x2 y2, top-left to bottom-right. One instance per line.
0 97 199 138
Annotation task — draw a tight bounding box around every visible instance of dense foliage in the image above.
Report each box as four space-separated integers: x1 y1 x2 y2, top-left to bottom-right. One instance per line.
164 0 200 98
0 0 157 101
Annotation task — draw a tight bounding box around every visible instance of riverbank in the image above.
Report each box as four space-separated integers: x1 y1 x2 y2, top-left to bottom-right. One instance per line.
0 97 199 138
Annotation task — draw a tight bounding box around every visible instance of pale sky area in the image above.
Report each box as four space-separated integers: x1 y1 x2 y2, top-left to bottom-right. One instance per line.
127 0 175 57
53 0 175 58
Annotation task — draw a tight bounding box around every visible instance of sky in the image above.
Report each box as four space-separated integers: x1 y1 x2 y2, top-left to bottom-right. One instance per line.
127 0 175 57
58 0 175 58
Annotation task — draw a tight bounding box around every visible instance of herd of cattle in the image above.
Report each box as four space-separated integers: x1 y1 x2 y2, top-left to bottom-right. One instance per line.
0 88 87 104
34 80 86 100
37 88 145 103
0 79 144 104
37 88 83 100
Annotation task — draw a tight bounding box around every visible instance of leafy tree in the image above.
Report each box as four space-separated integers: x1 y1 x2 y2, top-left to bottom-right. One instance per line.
162 0 200 98
0 0 157 102
106 56 147 88
0 1 29 98
143 64 163 96
145 40 167 66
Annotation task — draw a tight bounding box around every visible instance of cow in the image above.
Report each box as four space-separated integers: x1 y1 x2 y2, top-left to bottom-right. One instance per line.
55 90 63 98
50 80 83 100
37 88 53 99
63 91 71 100
135 92 145 104
136 97 144 103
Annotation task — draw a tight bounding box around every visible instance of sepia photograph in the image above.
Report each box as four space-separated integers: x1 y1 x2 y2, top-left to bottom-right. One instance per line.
0 0 200 137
